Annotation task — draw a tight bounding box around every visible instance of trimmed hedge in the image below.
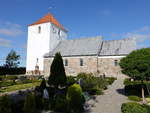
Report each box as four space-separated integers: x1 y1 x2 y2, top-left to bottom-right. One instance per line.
0 66 26 75
121 102 148 113
124 78 150 86
124 79 150 96
128 96 142 102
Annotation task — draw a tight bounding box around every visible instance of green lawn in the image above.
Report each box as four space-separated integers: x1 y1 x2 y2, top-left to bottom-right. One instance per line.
0 82 40 93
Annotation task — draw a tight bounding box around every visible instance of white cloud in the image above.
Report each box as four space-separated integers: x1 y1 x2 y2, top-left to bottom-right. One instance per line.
0 38 11 47
135 26 150 33
124 33 150 43
122 26 150 48
110 26 150 48
0 21 24 37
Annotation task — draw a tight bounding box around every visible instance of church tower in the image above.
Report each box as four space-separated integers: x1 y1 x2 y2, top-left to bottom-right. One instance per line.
26 13 67 75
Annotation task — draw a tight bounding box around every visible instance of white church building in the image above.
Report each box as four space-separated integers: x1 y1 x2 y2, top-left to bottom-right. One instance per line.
26 13 136 78
26 13 67 75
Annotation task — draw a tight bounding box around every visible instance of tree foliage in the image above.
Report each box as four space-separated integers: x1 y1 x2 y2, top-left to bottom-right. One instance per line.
119 48 150 80
66 83 84 113
5 50 20 68
48 52 67 88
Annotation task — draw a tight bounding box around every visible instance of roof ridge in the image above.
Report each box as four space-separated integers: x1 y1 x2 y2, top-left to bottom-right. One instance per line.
103 38 134 42
66 36 102 41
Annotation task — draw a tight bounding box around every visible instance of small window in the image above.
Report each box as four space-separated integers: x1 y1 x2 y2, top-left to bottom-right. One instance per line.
80 59 83 66
38 26 41 33
64 59 68 66
114 60 118 66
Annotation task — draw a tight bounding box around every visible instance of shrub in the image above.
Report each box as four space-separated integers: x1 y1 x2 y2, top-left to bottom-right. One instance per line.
42 98 49 110
5 75 18 80
77 73 109 96
0 95 12 113
124 84 149 96
88 88 103 95
53 94 68 112
67 76 76 86
12 100 24 113
48 52 67 89
77 72 89 80
23 93 36 113
0 76 5 81
128 96 142 102
106 77 117 85
40 78 46 90
66 83 84 113
143 105 150 113
80 73 107 90
121 102 148 113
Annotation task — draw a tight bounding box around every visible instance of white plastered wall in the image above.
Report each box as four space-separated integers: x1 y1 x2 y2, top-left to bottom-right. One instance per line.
26 23 51 71
26 22 67 73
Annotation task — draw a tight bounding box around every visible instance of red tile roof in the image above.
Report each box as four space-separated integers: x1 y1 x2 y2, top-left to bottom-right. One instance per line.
28 13 67 31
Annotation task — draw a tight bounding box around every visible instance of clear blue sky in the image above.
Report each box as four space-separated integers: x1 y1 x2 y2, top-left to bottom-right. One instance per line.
0 0 150 67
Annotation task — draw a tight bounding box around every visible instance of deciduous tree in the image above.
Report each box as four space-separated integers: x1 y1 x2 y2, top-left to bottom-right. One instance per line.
120 48 150 102
4 50 20 68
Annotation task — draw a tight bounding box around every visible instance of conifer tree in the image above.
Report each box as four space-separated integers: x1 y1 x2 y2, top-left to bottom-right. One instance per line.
48 52 67 89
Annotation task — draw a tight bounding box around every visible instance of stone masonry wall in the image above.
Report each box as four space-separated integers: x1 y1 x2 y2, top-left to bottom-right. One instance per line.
97 56 126 78
44 56 127 78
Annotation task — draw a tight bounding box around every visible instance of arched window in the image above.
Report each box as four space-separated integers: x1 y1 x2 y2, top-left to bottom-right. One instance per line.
80 58 83 66
38 26 41 33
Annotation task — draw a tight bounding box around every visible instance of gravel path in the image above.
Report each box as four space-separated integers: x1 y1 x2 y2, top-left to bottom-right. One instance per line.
84 78 129 113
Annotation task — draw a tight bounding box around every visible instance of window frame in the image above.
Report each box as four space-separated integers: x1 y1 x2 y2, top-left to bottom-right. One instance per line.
80 58 83 66
114 60 118 66
64 59 68 66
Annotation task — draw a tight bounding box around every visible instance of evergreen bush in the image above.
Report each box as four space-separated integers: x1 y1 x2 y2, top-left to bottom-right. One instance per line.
0 95 12 113
128 96 142 102
23 93 36 113
48 52 67 89
53 94 68 112
67 76 76 86
66 83 84 113
40 78 46 90
121 102 148 113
